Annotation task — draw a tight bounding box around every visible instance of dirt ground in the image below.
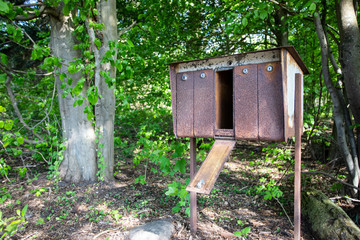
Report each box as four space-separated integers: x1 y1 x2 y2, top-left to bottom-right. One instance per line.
0 140 355 239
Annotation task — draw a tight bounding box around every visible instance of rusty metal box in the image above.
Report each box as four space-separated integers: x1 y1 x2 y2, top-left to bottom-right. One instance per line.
169 47 309 141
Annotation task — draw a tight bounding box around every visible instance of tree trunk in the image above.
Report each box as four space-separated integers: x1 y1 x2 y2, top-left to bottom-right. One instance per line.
50 6 97 182
302 190 360 240
95 0 117 181
273 1 289 47
336 0 360 125
336 0 360 165
314 15 360 194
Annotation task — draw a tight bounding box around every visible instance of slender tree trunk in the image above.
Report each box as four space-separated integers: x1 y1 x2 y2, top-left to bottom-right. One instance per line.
50 6 97 182
95 0 117 181
336 0 360 125
314 15 360 194
273 1 288 47
336 0 360 162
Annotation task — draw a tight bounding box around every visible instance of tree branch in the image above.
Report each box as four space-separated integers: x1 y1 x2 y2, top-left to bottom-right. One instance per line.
286 171 360 191
314 13 360 192
0 64 44 143
14 5 46 21
119 21 137 37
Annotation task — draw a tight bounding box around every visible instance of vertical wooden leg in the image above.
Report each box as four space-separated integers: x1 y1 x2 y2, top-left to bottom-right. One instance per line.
190 138 197 233
294 73 303 240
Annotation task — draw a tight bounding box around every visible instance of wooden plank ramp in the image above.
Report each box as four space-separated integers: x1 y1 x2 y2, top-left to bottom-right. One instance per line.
186 139 236 194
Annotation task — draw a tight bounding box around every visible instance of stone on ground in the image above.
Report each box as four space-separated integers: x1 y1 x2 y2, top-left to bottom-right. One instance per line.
129 219 174 240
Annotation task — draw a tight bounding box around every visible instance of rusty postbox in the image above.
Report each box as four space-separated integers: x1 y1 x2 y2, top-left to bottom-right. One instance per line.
169 46 308 142
169 46 308 237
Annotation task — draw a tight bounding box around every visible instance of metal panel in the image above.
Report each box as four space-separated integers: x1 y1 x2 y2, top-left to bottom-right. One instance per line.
190 138 197 233
194 70 214 138
258 62 284 141
284 51 304 140
169 65 178 137
234 65 258 140
294 73 303 240
186 140 235 194
176 71 194 137
170 46 309 75
281 49 289 140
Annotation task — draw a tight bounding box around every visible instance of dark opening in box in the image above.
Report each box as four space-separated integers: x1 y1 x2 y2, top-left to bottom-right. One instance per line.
216 69 233 130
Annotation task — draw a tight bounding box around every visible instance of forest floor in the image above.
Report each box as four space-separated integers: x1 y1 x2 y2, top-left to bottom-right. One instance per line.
0 140 357 239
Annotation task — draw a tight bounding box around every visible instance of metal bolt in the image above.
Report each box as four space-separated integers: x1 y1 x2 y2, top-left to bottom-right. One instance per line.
267 65 273 72
196 179 205 189
200 72 206 79
182 74 188 81
242 68 248 74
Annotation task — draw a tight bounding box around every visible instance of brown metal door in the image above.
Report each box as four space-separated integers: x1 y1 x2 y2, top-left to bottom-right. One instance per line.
176 72 194 137
258 62 284 141
234 65 258 140
194 70 214 138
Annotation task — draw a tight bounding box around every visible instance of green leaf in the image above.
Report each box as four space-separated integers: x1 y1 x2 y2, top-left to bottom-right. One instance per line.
0 106 4 113
234 231 242 237
63 4 70 16
21 204 28 217
36 218 44 225
4 121 13 131
87 87 98 105
0 0 10 14
165 186 178 196
242 226 251 235
0 53 8 65
259 10 267 20
16 137 24 145
68 63 79 74
242 17 248 27
0 73 6 83
127 39 134 48
0 121 4 129
309 3 316 11
94 38 101 49
174 158 186 173
72 77 85 96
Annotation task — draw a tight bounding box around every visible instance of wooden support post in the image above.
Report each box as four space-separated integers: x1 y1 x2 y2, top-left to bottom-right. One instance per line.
190 138 197 233
294 73 303 240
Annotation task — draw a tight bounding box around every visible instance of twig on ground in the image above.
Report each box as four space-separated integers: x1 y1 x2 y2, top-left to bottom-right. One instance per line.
285 171 360 191
275 197 294 227
93 227 122 239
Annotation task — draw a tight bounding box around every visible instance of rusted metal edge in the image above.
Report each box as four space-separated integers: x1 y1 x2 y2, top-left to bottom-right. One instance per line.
168 46 309 75
186 140 236 194
190 138 197 233
294 73 303 240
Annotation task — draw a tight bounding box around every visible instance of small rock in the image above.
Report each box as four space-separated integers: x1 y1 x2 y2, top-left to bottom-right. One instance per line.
129 219 174 240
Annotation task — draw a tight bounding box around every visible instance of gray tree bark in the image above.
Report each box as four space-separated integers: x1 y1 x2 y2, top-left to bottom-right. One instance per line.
50 5 97 182
314 14 360 194
336 0 360 125
95 0 117 181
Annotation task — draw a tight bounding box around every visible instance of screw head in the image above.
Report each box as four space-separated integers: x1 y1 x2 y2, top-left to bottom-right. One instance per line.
267 65 273 72
181 74 188 81
200 72 206 78
242 68 248 74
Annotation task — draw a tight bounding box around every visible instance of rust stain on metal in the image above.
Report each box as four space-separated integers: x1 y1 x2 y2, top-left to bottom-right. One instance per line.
234 64 258 140
190 138 197 233
194 70 214 138
215 129 234 137
294 74 303 240
176 71 194 137
258 61 284 141
169 65 178 137
186 140 236 194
